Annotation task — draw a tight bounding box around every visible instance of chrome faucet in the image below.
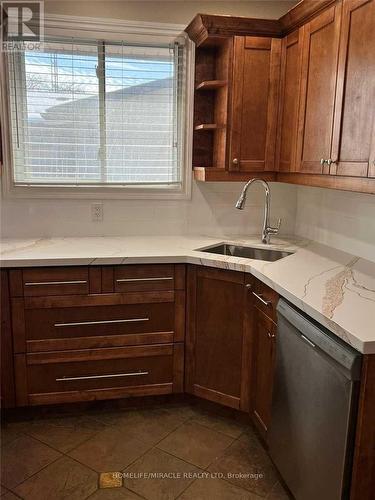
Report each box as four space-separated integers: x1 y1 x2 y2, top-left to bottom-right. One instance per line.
235 178 281 244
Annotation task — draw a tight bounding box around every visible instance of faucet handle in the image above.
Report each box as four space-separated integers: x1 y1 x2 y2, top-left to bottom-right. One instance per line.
267 218 282 236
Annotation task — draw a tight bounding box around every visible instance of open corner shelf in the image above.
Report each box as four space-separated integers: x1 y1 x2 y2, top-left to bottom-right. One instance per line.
192 37 232 176
194 124 225 131
195 80 228 90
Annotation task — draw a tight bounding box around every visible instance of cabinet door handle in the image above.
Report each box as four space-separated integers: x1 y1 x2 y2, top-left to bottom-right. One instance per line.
56 371 149 382
267 331 276 339
320 158 326 165
116 277 173 283
327 159 337 166
54 318 149 327
232 158 239 165
24 280 87 286
252 291 271 306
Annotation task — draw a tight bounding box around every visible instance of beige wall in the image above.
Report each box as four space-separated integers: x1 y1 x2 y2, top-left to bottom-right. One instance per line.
44 0 297 24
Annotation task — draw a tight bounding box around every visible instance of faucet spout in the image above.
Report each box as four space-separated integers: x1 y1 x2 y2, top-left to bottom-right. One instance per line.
235 178 281 244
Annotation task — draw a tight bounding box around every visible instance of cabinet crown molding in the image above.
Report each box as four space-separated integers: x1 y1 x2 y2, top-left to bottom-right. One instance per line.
185 1 338 45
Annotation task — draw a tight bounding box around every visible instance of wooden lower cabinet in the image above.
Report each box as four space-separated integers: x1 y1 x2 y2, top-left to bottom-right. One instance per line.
250 306 277 438
1 271 15 408
19 294 180 352
350 355 375 499
185 266 278 420
6 263 278 414
14 343 184 406
243 275 278 440
185 266 247 409
7 264 186 407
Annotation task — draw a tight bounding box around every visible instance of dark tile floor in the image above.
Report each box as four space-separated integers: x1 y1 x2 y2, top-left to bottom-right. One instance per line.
1 401 291 500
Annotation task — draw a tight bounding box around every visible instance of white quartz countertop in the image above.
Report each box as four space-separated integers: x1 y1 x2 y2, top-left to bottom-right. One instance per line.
1 235 375 354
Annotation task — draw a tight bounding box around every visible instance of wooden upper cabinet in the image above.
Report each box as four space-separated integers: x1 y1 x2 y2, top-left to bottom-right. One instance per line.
331 0 375 178
229 36 281 172
295 4 342 174
188 6 375 192
276 29 303 172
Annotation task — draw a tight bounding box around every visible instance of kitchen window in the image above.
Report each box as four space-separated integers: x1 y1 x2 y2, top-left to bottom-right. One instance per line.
1 18 192 199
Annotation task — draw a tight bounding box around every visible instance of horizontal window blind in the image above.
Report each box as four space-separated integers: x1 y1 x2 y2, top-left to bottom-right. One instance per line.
8 38 184 187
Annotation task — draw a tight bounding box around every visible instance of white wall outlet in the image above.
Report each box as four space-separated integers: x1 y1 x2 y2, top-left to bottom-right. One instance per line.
91 203 103 222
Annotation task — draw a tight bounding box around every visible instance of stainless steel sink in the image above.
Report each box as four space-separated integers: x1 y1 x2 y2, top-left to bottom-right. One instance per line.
197 243 293 262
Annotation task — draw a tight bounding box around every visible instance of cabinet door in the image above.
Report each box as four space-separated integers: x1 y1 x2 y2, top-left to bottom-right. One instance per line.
185 266 245 409
229 36 281 172
1 271 15 408
331 0 375 178
276 28 304 172
295 4 342 174
251 307 276 439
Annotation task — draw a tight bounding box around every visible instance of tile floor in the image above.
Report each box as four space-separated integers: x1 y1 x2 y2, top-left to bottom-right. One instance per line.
1 401 291 500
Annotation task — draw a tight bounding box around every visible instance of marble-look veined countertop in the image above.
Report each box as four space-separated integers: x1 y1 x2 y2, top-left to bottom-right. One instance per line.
1 235 374 354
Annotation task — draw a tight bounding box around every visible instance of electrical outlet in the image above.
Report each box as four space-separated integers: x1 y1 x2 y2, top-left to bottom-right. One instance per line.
91 203 103 222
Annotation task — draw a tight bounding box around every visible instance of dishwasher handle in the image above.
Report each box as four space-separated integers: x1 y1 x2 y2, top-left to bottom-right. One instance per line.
277 299 362 380
301 334 316 348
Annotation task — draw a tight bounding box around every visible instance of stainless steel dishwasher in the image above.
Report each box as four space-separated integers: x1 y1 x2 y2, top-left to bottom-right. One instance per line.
268 299 362 500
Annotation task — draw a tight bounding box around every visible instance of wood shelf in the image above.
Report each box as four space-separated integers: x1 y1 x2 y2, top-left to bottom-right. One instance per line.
193 167 276 182
196 80 228 90
277 173 375 195
193 168 375 192
194 124 225 131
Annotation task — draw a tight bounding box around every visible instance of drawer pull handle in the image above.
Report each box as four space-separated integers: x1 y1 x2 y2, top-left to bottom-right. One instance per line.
267 331 276 339
54 318 149 327
116 277 173 283
25 280 87 286
252 291 272 306
56 371 149 382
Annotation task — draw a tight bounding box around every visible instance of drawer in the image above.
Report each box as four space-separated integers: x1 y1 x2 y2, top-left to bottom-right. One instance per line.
12 290 185 353
114 264 175 292
25 301 175 351
21 267 89 297
248 276 278 321
15 344 184 405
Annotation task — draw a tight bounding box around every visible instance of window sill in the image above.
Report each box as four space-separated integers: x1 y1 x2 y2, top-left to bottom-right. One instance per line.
3 182 192 200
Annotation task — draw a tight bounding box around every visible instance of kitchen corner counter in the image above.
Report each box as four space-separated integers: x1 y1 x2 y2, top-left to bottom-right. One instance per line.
1 235 374 354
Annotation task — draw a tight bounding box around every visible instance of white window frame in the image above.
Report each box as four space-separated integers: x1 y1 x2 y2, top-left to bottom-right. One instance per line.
0 14 194 200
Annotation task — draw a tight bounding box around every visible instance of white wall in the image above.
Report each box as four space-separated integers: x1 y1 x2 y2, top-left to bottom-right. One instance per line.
1 0 298 240
44 0 297 24
295 186 375 262
5 181 375 262
0 181 297 239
